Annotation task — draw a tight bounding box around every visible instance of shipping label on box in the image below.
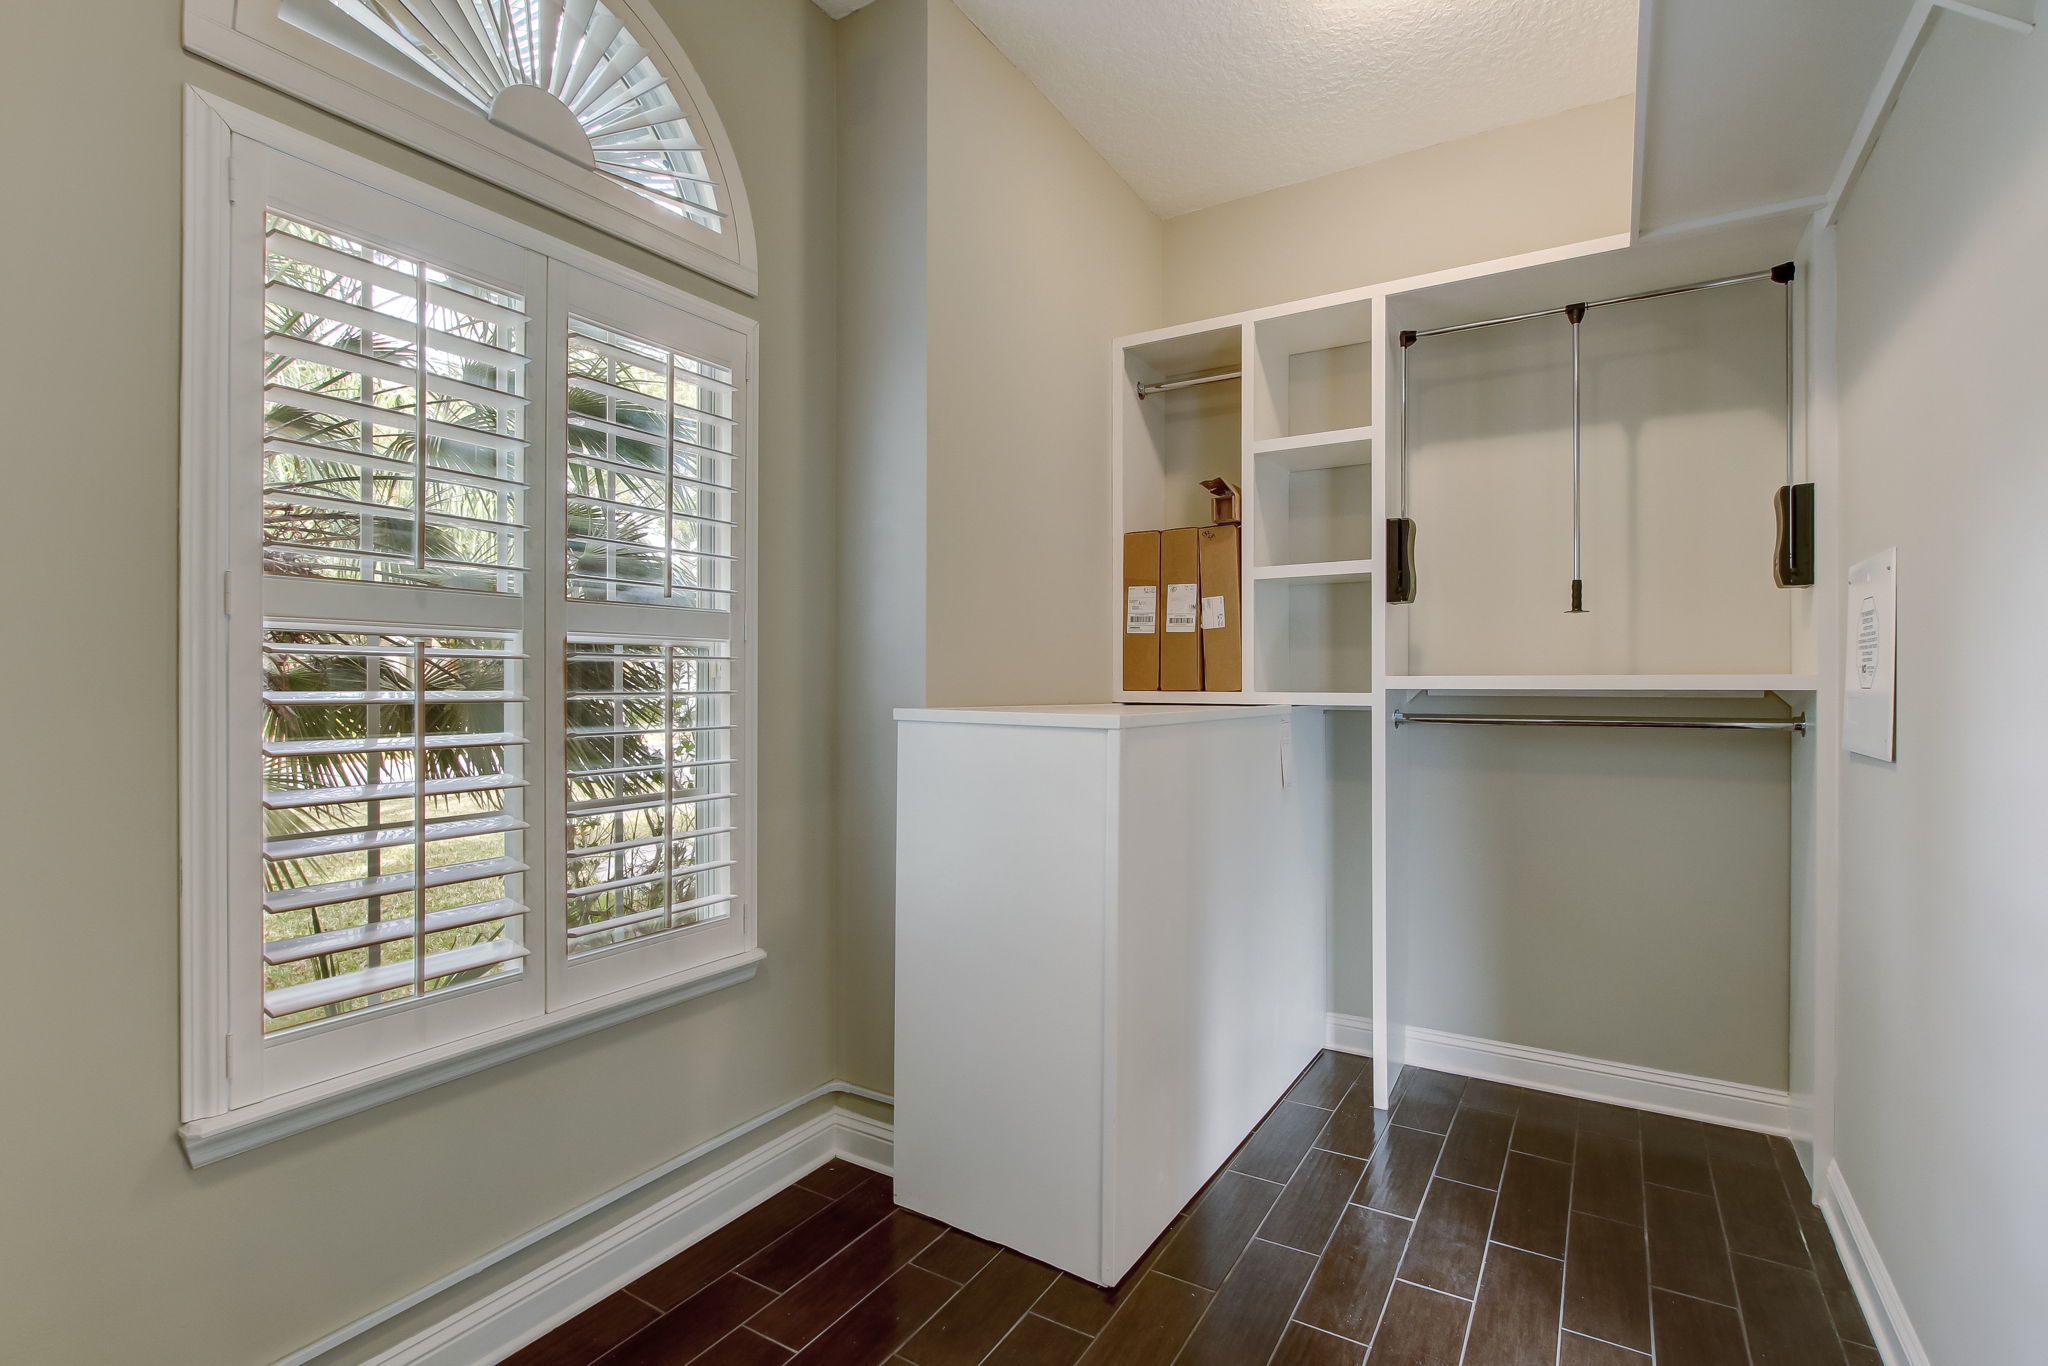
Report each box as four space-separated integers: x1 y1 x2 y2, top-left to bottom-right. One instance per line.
1126 586 1157 633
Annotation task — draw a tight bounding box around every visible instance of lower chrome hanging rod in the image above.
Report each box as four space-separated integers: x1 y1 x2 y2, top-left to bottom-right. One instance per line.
1399 264 1791 344
1135 368 1242 400
1393 711 1806 735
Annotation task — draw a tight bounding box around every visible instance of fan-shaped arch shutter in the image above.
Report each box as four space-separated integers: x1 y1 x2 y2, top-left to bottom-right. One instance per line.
186 0 759 293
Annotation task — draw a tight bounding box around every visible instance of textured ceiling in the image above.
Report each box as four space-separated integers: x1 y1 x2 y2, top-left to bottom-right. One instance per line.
943 0 1636 218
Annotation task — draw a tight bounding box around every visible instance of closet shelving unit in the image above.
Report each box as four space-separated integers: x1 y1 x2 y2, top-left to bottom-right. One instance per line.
1113 213 1826 1110
1114 297 1384 706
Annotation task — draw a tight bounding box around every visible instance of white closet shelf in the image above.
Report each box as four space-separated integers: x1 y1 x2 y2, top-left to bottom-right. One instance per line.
1251 559 1375 585
1251 426 1376 468
1387 674 1821 697
1113 690 1373 708
1263 692 1375 708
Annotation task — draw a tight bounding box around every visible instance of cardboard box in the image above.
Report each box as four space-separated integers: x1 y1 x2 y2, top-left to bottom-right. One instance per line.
1121 531 1161 691
1198 524 1242 692
1160 527 1203 691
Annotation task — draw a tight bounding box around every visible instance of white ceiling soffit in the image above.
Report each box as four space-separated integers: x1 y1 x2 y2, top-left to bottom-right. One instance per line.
950 0 1638 218
1633 0 1917 235
813 0 877 16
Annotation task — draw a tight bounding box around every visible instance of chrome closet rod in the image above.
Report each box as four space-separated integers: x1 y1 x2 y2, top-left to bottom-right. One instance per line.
1135 368 1242 399
1393 711 1806 735
1403 267 1780 342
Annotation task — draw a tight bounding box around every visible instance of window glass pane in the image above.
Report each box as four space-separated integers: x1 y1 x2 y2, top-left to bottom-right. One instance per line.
566 319 737 611
563 638 736 956
264 214 529 593
261 627 529 1031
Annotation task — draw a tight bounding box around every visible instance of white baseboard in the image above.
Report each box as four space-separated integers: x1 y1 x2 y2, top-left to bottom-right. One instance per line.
1326 1013 1791 1134
1820 1161 1929 1366
282 1087 893 1366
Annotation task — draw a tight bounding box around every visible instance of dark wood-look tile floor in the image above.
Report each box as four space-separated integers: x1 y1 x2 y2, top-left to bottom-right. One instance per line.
500 1054 1872 1366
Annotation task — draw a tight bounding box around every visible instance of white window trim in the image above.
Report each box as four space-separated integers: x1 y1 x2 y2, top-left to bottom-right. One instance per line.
179 88 763 1167
183 0 760 295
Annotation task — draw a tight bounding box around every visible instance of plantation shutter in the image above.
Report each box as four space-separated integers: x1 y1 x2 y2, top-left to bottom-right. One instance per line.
231 148 553 1104
196 140 755 1112
547 265 750 1007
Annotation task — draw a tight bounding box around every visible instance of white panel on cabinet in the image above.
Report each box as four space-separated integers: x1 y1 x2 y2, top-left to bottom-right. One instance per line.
893 704 1330 1284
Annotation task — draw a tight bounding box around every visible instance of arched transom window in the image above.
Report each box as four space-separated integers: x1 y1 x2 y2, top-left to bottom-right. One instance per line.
188 0 759 292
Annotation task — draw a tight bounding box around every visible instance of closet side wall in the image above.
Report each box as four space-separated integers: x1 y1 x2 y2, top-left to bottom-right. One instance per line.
834 0 1167 1096
835 0 933 1094
1831 17 2048 1364
1162 97 1636 325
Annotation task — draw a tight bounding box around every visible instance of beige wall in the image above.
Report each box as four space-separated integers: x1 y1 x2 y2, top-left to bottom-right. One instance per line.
1164 98 1636 324
1831 15 2048 1361
832 0 932 1102
830 0 1166 1093
924 0 1166 706
0 3 842 1363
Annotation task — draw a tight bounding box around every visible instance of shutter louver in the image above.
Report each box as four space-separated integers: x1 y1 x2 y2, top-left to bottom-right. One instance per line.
565 318 736 610
264 215 529 593
261 628 529 1029
563 638 735 954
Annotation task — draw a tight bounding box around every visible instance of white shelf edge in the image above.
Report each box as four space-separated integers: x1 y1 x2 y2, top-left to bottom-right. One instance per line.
1261 692 1377 708
899 703 1286 730
1111 691 1375 708
1251 425 1378 456
1251 560 1375 585
1386 674 1821 696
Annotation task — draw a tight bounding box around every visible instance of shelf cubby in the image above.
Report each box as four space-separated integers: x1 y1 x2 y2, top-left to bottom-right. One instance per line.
1253 576 1374 695
1251 300 1375 443
1117 323 1244 537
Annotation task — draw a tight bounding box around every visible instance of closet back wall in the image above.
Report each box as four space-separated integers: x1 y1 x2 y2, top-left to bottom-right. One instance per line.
1162 97 1636 324
1382 282 1797 1089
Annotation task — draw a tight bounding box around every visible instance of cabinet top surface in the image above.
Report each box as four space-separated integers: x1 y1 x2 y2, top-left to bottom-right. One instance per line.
895 703 1289 730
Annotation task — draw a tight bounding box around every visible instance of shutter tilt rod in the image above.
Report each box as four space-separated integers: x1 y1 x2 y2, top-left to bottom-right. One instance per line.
1566 301 1586 613
1394 711 1806 735
1135 368 1241 400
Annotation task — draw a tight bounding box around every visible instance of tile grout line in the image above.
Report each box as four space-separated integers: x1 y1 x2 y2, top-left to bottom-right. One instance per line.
1552 1097 1581 1366
1635 1117 1657 1364
1703 1141 1761 1366
1260 1059 1375 1366
1163 1055 1362 1366
1456 1089 1530 1366
1371 1070 1475 1353
749 1217 952 1355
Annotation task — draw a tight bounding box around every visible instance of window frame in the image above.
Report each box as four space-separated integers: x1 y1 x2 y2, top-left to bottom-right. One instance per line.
183 0 759 295
179 89 762 1166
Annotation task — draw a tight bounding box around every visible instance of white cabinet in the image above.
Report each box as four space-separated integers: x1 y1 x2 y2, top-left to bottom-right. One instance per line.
892 704 1330 1284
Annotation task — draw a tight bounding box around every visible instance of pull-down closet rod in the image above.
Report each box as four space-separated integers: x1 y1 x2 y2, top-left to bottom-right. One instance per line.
1135 368 1241 399
1402 267 1780 343
1392 711 1806 735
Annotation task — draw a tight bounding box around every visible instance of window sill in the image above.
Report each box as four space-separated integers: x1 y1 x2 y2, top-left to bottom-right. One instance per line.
178 948 766 1168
